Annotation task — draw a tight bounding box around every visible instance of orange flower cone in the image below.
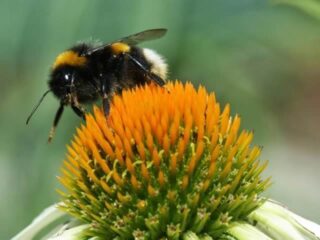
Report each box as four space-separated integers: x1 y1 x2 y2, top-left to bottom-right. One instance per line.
58 81 270 239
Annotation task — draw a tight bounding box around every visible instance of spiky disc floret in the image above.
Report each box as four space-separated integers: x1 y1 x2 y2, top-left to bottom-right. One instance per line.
58 81 270 239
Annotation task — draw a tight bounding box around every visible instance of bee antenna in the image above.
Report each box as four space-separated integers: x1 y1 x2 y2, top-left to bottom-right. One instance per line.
26 90 51 125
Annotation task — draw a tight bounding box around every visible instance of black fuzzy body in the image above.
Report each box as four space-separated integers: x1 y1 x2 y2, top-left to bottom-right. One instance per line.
27 28 167 142
48 43 154 107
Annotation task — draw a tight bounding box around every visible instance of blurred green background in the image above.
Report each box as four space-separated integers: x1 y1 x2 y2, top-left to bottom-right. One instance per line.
1 0 320 239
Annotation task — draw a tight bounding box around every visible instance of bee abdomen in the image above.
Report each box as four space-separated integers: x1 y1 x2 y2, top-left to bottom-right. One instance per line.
142 48 168 80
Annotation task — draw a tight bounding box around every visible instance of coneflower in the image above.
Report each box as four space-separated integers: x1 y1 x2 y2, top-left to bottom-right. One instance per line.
58 81 270 239
13 82 320 240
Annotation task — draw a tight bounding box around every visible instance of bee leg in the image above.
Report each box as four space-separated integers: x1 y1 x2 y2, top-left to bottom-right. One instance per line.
126 53 166 86
48 103 64 143
101 77 113 116
69 75 87 119
102 97 110 116
149 72 166 87
71 104 86 120
70 91 86 120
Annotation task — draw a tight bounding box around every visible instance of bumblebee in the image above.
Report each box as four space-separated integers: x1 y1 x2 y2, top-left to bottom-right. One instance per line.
26 28 168 142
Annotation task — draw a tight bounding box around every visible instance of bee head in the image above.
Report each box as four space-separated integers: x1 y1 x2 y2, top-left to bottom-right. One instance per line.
49 65 78 104
49 48 90 104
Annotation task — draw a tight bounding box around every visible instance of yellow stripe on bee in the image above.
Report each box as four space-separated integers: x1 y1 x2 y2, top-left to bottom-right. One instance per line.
111 42 130 55
52 51 87 69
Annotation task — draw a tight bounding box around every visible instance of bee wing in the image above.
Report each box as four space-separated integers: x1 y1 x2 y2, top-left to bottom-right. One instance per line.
82 28 167 56
118 28 167 45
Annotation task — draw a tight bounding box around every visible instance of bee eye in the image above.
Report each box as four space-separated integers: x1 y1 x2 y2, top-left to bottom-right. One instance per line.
64 73 71 81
